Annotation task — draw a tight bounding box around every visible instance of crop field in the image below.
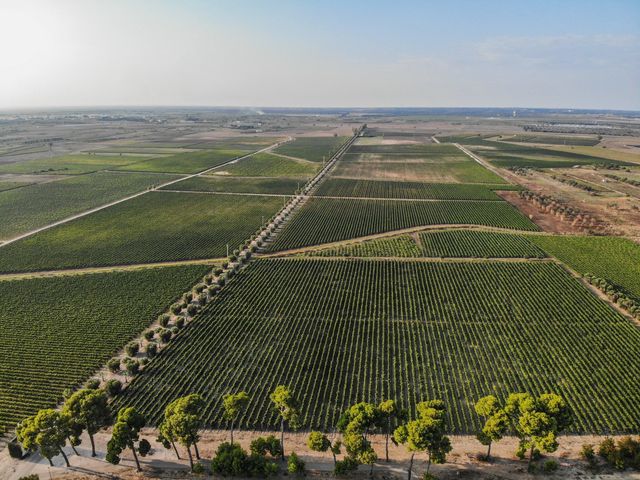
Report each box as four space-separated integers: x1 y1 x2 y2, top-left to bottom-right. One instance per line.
0 171 180 239
332 155 507 184
118 258 640 434
348 143 460 155
500 134 601 146
529 235 640 301
209 152 319 178
0 191 282 272
0 264 210 434
115 148 251 174
315 178 516 200
161 176 301 195
0 154 150 175
266 198 539 252
310 230 547 259
273 136 347 162
0 180 32 192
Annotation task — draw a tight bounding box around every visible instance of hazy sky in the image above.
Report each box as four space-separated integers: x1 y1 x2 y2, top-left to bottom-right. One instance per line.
1 0 639 110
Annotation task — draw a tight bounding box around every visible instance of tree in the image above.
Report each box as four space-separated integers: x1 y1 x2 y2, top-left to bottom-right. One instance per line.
157 420 181 459
62 388 111 457
106 407 146 471
307 431 341 466
163 394 205 471
16 409 73 467
505 392 573 470
394 400 452 480
338 402 381 476
474 395 509 460
223 391 250 444
379 399 404 462
270 385 300 460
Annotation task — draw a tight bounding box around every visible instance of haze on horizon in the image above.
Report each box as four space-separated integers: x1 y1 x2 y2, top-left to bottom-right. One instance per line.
1 0 639 111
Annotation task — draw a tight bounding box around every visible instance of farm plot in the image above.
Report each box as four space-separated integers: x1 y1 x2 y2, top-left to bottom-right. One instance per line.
210 153 319 178
273 136 347 162
162 176 302 195
332 155 507 184
348 143 460 155
116 148 250 174
0 154 149 175
117 258 640 434
530 235 640 301
0 171 181 239
0 264 209 434
0 180 32 192
266 198 539 252
315 178 513 200
0 191 282 272
500 134 601 146
309 230 546 259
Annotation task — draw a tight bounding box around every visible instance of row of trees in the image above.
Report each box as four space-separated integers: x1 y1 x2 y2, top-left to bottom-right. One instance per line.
13 386 571 477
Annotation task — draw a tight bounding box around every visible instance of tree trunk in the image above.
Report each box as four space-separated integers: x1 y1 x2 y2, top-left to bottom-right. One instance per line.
426 453 432 474
527 444 534 471
407 452 415 480
280 417 285 461
385 417 390 462
59 447 70 467
130 442 141 472
171 440 180 459
370 461 374 477
89 433 97 457
332 451 337 466
487 440 492 460
47 456 54 467
230 419 234 445
186 445 194 471
194 441 201 460
67 437 79 456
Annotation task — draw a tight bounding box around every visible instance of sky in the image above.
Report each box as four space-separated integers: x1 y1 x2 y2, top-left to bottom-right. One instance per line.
1 0 639 110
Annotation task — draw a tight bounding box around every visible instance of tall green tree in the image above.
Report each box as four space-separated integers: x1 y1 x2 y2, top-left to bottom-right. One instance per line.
157 420 181 459
163 394 205 471
394 400 452 480
270 385 300 460
379 399 404 462
307 431 341 466
505 392 573 470
222 391 249 444
16 409 73 467
338 402 381 476
474 395 509 460
106 407 147 472
62 388 111 457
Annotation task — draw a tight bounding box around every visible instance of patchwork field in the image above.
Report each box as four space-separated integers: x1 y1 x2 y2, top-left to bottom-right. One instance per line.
266 197 539 252
499 134 601 146
161 176 301 195
0 154 151 175
0 191 282 272
0 180 32 192
0 171 180 239
273 136 347 162
0 264 210 434
117 258 640 434
310 230 547 259
209 152 319 178
116 148 251 174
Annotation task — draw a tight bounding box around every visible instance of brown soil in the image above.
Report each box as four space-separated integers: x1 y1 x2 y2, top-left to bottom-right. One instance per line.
497 191 581 234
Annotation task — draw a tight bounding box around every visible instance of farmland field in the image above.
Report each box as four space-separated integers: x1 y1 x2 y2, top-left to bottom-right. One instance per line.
348 143 460 155
0 154 151 175
210 152 319 178
117 258 640 434
0 191 282 272
162 176 301 195
267 197 539 251
310 230 547 259
529 235 640 301
500 134 601 146
0 181 32 192
0 171 180 239
0 264 210 434
315 178 516 200
273 136 347 162
115 148 250 174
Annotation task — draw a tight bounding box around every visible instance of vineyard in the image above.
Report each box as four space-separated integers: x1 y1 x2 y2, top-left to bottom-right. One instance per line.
115 148 251 174
117 258 640 434
0 153 150 175
0 191 282 272
0 264 210 434
209 152 319 178
308 230 547 259
273 136 348 162
162 176 302 195
266 198 539 252
0 171 181 239
529 235 640 301
314 178 517 200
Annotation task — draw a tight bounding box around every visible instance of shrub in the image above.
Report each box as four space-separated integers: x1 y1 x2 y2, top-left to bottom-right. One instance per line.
176 317 185 329
187 304 200 316
287 452 305 475
85 378 101 389
125 342 139 357
192 462 205 474
170 303 183 315
105 379 122 397
581 443 595 461
158 313 170 327
221 262 229 269
250 435 282 457
214 268 223 275
143 330 155 341
211 442 249 476
195 283 206 293
18 476 39 480
159 329 172 343
197 293 208 305
335 457 359 475
183 292 193 303
8 441 23 459
543 459 559 473
138 438 151 456
107 358 121 373
124 358 140 376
